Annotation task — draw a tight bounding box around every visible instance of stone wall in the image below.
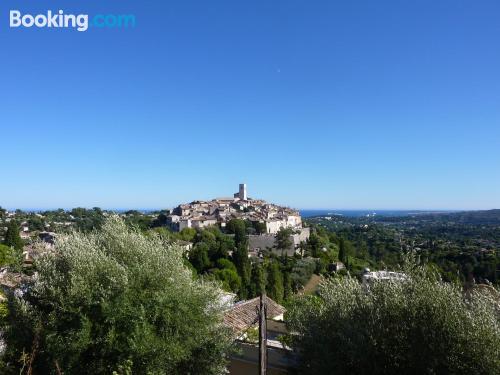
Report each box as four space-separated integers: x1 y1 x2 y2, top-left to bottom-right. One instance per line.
248 228 310 256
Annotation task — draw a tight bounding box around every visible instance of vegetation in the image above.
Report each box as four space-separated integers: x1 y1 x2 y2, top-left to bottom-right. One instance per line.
1 206 499 374
307 213 500 285
0 244 17 267
1 217 233 374
286 255 500 375
3 221 23 251
180 220 320 302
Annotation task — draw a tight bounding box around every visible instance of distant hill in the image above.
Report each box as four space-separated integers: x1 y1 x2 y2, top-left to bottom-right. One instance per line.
408 209 500 225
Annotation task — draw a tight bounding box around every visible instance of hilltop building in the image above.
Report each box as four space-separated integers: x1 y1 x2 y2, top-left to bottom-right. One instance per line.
166 184 304 235
234 183 247 200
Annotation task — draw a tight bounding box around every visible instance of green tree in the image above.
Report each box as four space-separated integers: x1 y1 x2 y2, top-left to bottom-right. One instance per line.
233 243 250 299
179 227 197 242
266 261 284 303
189 242 210 273
0 244 15 267
249 263 266 298
229 219 251 298
4 221 23 250
276 227 293 254
214 268 242 294
338 237 347 264
283 271 293 301
2 217 233 374
307 232 324 257
286 256 500 375
252 221 267 235
227 219 248 248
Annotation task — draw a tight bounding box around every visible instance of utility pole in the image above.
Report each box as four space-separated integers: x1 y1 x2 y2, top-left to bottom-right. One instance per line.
258 293 267 375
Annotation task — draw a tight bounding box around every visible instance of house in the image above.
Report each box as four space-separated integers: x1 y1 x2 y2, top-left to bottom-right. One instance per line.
362 270 407 287
329 261 345 272
177 240 193 252
224 296 297 374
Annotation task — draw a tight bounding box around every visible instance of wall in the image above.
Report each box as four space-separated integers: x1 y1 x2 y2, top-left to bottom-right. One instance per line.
227 341 296 375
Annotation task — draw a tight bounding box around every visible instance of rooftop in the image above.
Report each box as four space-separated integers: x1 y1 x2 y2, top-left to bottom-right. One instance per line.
223 296 285 335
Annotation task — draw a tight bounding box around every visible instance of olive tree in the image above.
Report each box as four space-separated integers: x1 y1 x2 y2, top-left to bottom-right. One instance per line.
2 216 233 374
286 257 500 375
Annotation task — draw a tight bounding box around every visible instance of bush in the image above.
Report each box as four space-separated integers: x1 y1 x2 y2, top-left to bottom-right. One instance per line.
0 244 16 267
2 216 233 374
286 255 500 375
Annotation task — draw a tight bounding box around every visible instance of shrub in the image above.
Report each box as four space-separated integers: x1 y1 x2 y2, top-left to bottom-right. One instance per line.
286 255 500 375
2 216 233 374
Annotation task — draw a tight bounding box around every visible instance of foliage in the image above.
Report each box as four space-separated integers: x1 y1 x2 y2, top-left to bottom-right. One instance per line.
2 216 233 375
120 210 153 232
70 207 106 232
3 221 23 251
0 244 16 267
189 242 211 273
286 255 500 375
275 227 293 252
249 263 266 297
290 258 317 290
213 268 242 294
227 220 251 299
266 260 284 303
307 214 500 284
178 227 197 242
0 300 8 321
338 237 347 264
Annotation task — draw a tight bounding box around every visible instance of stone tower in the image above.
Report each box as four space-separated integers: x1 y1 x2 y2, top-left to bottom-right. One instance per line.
239 183 247 200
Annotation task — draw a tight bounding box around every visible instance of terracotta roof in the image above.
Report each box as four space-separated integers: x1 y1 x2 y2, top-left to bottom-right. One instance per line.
223 296 285 335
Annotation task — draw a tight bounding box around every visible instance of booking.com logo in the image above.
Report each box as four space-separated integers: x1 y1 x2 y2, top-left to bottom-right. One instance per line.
9 10 136 31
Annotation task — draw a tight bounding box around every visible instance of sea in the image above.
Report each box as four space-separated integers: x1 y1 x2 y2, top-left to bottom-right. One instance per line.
299 210 454 218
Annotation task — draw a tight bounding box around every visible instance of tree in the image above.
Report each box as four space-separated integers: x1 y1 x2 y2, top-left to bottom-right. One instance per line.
0 244 15 267
307 232 324 257
338 237 347 264
233 243 250 299
4 221 23 250
266 261 284 304
2 217 233 374
276 228 293 254
286 256 500 375
283 271 293 301
252 221 267 235
249 263 266 298
214 268 242 294
290 258 316 290
189 242 210 273
229 219 251 298
227 219 248 248
179 227 197 242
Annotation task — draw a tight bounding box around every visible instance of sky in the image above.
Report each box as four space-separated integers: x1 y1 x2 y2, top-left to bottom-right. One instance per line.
1 0 499 210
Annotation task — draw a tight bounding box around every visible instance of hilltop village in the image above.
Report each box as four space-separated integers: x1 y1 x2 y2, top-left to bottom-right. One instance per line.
166 184 310 256
167 184 302 233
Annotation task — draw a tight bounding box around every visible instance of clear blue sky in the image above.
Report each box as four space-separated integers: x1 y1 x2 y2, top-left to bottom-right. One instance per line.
1 0 499 210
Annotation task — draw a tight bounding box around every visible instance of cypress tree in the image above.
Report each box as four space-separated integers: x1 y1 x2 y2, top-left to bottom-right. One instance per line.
4 221 23 250
338 237 347 264
233 243 251 299
249 263 266 298
231 219 251 298
283 271 293 301
266 261 284 304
